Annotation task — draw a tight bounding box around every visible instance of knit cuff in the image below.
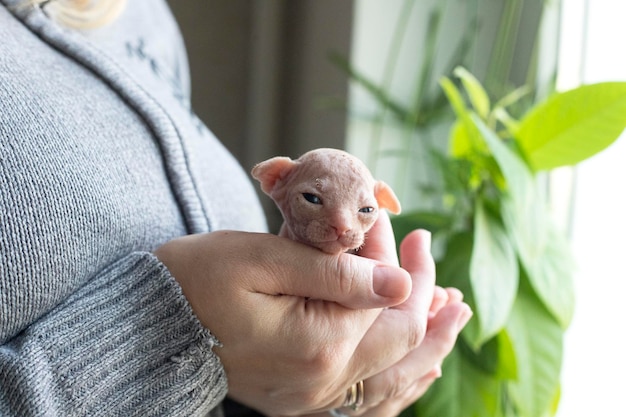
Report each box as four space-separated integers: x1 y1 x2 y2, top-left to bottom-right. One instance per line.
2 252 227 416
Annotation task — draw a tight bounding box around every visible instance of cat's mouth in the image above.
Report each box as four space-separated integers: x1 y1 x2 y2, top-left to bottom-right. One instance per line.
314 235 364 255
295 224 364 255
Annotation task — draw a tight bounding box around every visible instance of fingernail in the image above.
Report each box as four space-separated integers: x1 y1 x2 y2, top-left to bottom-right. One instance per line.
373 266 410 300
456 306 473 332
423 364 442 381
419 229 432 251
433 364 442 379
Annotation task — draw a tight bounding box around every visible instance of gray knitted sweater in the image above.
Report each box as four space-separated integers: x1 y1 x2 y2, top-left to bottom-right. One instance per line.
0 1 266 415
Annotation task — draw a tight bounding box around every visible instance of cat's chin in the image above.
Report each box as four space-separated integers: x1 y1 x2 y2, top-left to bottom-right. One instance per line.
314 239 362 255
288 227 364 255
316 243 349 255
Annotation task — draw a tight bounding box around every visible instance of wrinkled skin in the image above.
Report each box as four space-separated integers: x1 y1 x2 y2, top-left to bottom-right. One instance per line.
251 148 401 255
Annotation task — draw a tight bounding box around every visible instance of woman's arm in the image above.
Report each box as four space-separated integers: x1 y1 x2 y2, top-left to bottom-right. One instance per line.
1 253 228 416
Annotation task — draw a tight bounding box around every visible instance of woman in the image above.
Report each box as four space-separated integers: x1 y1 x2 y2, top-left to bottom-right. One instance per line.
0 1 472 416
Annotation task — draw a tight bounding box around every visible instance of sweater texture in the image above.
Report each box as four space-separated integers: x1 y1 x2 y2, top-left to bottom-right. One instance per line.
0 0 266 415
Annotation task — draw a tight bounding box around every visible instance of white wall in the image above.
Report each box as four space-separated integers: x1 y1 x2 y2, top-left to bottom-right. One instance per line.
556 1 626 416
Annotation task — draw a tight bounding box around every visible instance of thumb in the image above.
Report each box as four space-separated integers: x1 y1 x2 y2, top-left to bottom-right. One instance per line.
252 234 412 309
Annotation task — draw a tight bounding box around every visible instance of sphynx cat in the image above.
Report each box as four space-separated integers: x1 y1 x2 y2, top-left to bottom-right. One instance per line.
251 148 401 255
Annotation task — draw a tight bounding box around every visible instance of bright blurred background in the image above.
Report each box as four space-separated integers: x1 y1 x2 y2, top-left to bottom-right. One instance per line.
556 1 626 416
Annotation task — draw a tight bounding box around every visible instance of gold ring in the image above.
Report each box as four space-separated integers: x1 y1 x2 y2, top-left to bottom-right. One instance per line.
342 380 364 411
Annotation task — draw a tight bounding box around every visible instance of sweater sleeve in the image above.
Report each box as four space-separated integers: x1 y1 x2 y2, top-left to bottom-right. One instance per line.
0 252 227 417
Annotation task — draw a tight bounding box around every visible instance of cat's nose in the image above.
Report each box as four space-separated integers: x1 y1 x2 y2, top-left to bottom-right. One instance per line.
331 212 352 237
332 224 350 237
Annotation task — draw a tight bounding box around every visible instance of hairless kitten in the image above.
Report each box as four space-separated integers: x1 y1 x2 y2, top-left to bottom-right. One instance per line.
251 148 401 255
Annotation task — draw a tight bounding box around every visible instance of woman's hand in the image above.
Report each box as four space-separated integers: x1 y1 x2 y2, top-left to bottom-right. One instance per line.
154 226 412 416
292 222 472 417
313 286 471 417
154 211 471 417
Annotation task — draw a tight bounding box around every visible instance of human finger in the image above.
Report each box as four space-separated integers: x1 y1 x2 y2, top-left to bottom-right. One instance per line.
429 287 464 317
359 301 472 409
314 366 441 417
346 229 436 383
359 367 441 417
395 229 436 317
288 230 437 414
429 286 449 318
358 210 399 266
219 230 412 309
445 287 464 303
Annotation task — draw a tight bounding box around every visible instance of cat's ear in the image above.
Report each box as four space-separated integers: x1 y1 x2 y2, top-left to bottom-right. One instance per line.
251 156 296 194
374 181 401 214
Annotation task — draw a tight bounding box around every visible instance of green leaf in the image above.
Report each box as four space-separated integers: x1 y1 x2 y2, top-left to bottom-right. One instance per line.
414 348 504 417
457 330 517 380
391 211 453 243
549 385 562 416
470 114 575 328
493 85 531 112
471 114 534 201
492 107 520 134
502 212 576 329
435 233 473 290
441 84 486 158
506 277 563 417
494 329 518 380
469 200 518 347
517 82 626 171
449 119 473 158
454 66 491 119
440 76 468 119
529 223 575 329
430 149 475 195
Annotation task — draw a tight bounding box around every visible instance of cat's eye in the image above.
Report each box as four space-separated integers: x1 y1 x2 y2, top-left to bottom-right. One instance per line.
359 207 375 213
303 193 322 205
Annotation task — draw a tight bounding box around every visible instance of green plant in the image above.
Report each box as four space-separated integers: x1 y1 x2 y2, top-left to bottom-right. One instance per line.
338 0 558 216
392 69 626 417
336 2 626 414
